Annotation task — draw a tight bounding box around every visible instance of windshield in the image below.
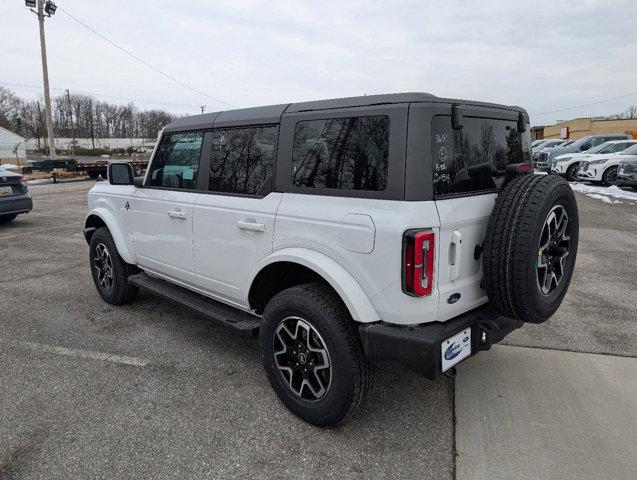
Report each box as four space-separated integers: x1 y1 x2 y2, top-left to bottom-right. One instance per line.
620 144 637 155
601 142 635 154
587 142 616 154
569 136 593 149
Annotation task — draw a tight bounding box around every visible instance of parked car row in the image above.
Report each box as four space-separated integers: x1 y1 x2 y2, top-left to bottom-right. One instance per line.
533 134 637 186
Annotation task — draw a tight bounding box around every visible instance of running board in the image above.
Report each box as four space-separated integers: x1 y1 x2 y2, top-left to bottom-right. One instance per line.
128 273 261 336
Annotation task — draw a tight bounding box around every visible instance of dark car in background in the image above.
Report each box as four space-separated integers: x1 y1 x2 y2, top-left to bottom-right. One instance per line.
0 167 33 223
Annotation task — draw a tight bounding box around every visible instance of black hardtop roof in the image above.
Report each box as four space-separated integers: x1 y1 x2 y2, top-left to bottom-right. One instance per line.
164 92 526 132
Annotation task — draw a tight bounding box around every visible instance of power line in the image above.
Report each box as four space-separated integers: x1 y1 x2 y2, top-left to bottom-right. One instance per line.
531 91 637 116
57 6 237 109
0 81 201 109
1 80 201 109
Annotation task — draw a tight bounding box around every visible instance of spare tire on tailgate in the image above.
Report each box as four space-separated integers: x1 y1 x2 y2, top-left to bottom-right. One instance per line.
482 174 578 323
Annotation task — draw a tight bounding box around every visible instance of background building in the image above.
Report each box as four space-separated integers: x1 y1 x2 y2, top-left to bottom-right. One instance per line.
0 126 26 166
531 125 545 140
543 117 637 140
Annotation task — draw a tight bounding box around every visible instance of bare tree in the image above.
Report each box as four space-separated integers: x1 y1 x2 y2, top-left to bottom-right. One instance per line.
0 87 23 130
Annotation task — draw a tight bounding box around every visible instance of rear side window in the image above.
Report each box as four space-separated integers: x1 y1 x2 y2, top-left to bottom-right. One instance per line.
148 131 203 189
431 115 531 197
209 125 278 195
291 116 389 191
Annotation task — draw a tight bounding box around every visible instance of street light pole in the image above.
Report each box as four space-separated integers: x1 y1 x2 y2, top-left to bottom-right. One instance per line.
34 0 57 159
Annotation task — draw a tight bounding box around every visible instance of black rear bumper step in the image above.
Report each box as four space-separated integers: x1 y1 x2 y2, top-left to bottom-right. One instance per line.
129 273 261 336
358 304 523 379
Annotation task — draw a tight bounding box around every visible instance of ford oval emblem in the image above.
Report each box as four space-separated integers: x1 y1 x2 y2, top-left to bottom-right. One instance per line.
444 343 463 361
447 293 461 304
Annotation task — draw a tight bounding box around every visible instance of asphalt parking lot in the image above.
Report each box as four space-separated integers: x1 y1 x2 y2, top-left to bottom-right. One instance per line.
1 181 635 479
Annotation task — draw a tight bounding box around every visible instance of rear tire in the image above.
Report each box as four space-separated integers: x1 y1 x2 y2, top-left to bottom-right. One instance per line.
260 283 373 426
602 166 618 186
483 175 578 323
0 214 18 224
89 227 139 305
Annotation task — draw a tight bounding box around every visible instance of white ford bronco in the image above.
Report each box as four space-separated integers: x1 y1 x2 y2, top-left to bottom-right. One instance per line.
85 93 579 426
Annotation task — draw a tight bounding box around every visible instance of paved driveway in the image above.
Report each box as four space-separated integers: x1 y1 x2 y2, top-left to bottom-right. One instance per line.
0 182 634 479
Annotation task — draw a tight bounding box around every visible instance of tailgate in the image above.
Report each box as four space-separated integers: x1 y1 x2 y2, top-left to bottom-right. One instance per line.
435 194 494 321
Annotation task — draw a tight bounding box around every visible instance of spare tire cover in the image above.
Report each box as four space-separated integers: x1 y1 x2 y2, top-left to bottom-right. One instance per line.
482 174 579 323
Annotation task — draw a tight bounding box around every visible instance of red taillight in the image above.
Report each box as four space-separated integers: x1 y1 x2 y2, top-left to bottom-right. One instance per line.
517 163 532 173
402 230 435 296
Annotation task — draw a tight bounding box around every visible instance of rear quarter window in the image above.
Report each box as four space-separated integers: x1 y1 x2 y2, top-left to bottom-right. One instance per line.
431 115 531 197
291 115 390 191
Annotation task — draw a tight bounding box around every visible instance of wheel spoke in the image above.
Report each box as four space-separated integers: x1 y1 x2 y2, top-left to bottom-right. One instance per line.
537 205 571 296
273 316 331 402
93 243 113 291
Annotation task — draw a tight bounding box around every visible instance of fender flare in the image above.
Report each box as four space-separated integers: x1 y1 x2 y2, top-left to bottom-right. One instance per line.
249 247 380 323
84 208 135 264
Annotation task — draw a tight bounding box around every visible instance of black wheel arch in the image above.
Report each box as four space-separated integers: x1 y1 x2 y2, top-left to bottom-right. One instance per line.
84 214 107 244
249 261 338 315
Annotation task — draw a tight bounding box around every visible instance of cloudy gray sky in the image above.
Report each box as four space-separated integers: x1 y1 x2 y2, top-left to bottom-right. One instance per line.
2 0 636 125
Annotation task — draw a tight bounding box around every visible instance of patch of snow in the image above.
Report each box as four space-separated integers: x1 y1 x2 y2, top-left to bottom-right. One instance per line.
585 194 621 204
27 176 91 186
1 164 20 170
569 182 637 204
534 170 548 175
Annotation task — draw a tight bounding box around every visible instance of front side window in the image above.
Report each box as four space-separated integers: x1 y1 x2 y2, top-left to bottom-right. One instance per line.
209 125 278 195
291 116 390 191
148 131 203 189
432 115 532 196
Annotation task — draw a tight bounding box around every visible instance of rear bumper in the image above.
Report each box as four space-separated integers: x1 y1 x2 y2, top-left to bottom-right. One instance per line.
359 304 523 379
0 193 33 215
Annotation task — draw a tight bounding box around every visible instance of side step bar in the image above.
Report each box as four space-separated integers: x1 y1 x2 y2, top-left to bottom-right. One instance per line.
129 273 261 336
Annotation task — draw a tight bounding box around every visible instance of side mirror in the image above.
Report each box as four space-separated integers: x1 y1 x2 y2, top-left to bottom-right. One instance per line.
108 163 134 185
579 144 590 151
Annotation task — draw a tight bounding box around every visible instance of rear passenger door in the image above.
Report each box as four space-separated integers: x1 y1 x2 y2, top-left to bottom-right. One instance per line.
192 125 281 307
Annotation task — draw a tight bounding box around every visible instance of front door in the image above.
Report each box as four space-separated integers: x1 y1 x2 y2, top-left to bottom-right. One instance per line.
193 125 281 307
132 130 204 286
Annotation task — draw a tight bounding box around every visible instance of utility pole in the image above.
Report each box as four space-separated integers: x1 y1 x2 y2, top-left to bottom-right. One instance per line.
26 0 58 158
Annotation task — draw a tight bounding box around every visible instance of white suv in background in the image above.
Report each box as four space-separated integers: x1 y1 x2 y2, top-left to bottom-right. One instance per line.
577 143 637 185
551 140 637 181
84 93 579 426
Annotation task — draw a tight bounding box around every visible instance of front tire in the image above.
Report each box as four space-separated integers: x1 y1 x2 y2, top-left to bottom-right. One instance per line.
602 166 618 186
260 283 373 426
89 227 139 305
566 163 579 182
